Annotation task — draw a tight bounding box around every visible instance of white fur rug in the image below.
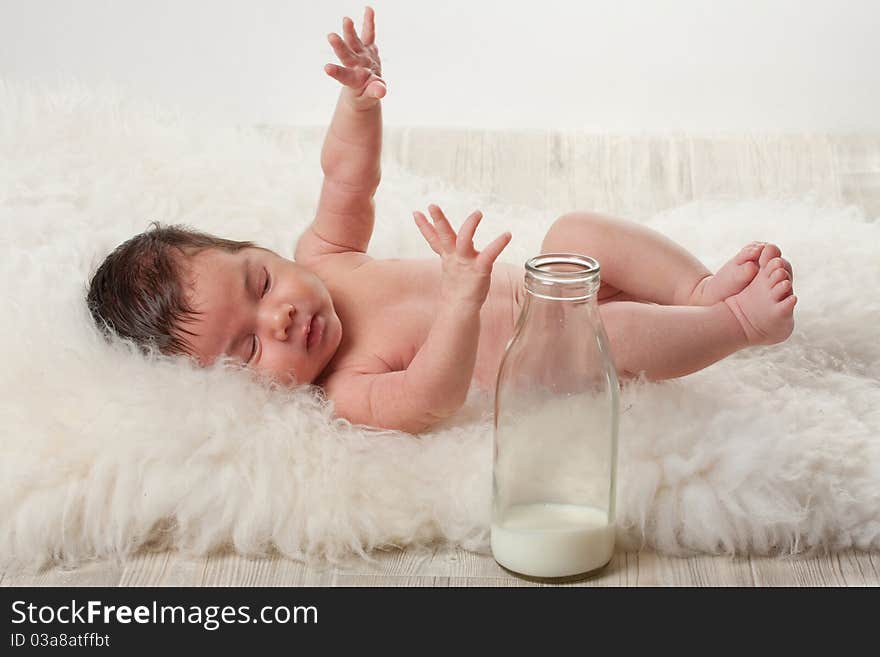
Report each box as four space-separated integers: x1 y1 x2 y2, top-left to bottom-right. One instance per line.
1 80 879 572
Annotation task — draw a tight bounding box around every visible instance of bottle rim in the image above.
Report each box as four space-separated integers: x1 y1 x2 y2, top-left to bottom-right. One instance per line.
524 253 601 285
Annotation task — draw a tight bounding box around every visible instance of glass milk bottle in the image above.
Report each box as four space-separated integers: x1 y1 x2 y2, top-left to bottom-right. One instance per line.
491 253 620 581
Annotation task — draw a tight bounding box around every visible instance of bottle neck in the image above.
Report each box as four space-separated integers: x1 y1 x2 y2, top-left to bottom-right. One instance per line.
507 254 609 398
523 253 601 302
518 288 600 334
516 253 603 349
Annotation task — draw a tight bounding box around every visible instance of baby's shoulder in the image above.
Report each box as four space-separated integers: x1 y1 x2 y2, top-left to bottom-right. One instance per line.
300 249 372 278
300 251 379 307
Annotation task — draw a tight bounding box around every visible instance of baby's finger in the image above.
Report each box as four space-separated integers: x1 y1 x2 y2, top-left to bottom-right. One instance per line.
456 210 483 256
427 204 457 250
324 64 371 89
475 232 513 273
343 16 366 53
413 212 442 255
365 77 386 99
362 6 376 46
328 32 360 67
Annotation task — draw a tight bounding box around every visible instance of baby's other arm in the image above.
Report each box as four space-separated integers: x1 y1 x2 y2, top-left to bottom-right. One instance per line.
327 206 512 433
296 7 385 262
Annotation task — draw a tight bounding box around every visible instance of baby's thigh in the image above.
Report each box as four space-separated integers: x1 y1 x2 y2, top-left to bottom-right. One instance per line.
538 222 626 301
499 258 637 306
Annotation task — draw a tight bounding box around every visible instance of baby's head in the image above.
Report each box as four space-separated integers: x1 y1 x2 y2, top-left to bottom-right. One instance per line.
86 223 342 386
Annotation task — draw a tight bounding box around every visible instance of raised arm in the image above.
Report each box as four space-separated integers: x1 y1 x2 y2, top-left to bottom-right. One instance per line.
326 206 512 433
295 7 386 261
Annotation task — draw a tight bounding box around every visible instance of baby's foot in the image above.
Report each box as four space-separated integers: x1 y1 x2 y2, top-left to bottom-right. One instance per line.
691 242 764 305
693 242 794 305
723 255 797 345
758 243 794 281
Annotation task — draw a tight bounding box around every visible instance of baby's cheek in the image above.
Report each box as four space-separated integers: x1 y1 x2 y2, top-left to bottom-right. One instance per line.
248 358 298 387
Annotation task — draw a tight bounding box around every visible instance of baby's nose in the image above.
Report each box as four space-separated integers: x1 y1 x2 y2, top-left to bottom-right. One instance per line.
273 304 295 340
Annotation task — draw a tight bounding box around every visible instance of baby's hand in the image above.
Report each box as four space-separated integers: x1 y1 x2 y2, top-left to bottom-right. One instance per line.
414 204 512 307
325 6 386 110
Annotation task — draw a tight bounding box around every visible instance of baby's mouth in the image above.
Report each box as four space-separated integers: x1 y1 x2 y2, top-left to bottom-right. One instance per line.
301 314 313 350
306 314 323 350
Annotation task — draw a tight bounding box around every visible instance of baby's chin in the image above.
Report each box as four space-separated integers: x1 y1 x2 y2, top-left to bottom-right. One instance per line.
284 348 340 388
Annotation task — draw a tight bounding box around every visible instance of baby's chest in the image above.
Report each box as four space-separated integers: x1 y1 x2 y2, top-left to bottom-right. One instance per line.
339 259 520 374
352 273 440 371
369 297 434 370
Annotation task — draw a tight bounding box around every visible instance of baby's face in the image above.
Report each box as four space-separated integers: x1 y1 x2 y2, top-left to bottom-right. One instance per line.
181 246 342 385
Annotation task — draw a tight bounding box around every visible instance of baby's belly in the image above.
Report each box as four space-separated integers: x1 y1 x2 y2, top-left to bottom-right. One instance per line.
471 262 524 394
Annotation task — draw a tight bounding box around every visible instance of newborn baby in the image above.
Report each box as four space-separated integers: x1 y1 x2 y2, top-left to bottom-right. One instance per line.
87 8 796 433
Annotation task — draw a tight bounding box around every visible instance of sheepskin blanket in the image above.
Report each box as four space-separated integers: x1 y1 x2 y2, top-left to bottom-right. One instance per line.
1 80 878 572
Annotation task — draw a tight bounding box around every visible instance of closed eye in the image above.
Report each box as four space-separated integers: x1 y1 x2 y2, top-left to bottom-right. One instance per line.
247 269 270 363
248 335 258 363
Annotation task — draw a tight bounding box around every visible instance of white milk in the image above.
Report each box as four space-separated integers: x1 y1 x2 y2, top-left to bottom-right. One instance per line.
491 503 614 578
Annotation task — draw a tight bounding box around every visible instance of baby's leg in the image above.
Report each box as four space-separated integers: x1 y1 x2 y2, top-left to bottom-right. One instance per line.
599 243 797 380
542 211 782 306
600 300 748 380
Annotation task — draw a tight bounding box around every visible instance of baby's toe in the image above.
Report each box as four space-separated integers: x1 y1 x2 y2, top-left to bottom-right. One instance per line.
777 293 798 316
768 267 790 285
781 257 794 281
737 242 765 264
765 256 788 274
772 279 793 301
759 243 782 268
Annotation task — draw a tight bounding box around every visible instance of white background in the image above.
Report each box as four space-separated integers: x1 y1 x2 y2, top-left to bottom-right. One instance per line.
2 0 878 132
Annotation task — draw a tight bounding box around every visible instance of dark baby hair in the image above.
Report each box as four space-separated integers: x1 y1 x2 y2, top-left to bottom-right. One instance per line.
86 222 255 357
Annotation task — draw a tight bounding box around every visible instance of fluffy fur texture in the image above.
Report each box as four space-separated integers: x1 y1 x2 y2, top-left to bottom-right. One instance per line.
1 80 878 572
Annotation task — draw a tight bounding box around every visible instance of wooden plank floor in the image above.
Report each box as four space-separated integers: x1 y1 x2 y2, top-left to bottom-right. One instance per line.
4 129 878 587
3 547 879 587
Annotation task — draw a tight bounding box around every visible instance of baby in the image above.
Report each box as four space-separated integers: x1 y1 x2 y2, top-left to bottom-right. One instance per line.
87 7 796 434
